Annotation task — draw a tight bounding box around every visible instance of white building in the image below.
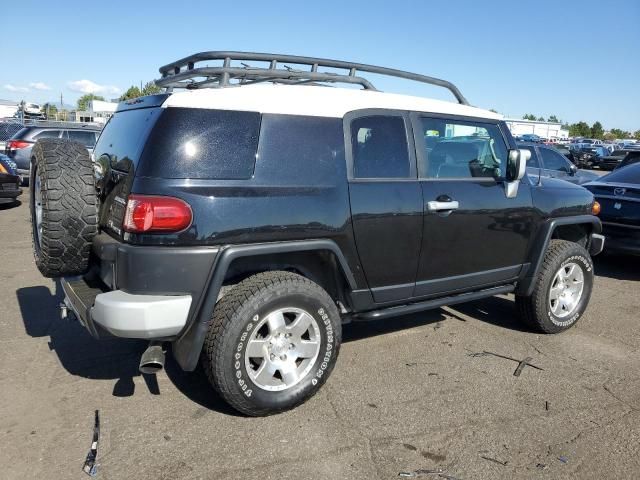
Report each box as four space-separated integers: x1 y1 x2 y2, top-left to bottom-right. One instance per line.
504 118 569 140
0 99 19 118
75 99 119 124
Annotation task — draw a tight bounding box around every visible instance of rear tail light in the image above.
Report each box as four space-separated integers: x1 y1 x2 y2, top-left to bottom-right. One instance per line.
122 194 192 233
7 140 30 150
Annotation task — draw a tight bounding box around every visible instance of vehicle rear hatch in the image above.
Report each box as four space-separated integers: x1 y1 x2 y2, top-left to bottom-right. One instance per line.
589 182 640 226
93 94 168 238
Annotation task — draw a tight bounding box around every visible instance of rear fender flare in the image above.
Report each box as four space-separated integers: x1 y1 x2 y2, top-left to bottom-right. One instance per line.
172 240 356 371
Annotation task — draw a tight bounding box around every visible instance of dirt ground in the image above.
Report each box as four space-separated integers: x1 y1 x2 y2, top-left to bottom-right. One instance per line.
1 199 639 480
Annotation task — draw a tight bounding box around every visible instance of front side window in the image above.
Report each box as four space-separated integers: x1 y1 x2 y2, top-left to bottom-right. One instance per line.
418 117 508 179
540 148 570 172
351 115 410 179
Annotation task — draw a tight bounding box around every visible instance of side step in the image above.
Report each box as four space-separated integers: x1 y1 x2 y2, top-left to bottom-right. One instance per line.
351 285 515 322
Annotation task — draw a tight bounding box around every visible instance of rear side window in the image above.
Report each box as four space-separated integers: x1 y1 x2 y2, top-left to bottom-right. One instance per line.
351 115 410 178
66 130 97 146
93 107 161 172
139 108 261 179
602 164 640 183
33 130 61 139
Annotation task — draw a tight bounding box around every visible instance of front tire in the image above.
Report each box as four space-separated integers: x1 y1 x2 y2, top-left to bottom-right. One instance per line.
516 240 594 333
202 271 342 416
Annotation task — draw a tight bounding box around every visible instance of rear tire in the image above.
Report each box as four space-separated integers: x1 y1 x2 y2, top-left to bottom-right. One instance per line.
30 139 98 278
202 271 342 416
516 240 593 333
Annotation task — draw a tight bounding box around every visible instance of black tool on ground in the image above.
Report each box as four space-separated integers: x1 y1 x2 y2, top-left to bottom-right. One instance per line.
82 410 100 477
467 351 543 376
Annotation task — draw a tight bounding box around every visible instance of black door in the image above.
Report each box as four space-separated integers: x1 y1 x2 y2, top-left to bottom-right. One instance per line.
346 111 423 303
412 115 535 297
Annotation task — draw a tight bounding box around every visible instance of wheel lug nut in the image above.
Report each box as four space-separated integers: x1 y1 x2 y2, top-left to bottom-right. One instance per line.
270 354 276 361
280 355 287 361
289 343 295 349
285 333 291 338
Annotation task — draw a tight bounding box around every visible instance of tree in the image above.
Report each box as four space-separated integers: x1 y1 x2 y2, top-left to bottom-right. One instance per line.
633 130 640 140
77 94 105 111
41 103 58 119
568 121 591 138
141 81 162 96
522 113 537 120
590 121 604 139
537 116 545 122
603 132 616 141
547 115 559 123
119 86 142 101
609 128 627 139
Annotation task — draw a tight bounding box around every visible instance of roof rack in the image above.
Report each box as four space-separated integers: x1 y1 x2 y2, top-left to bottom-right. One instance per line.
156 51 470 105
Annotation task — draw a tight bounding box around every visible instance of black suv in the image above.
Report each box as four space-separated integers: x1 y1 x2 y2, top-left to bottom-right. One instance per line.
29 52 604 416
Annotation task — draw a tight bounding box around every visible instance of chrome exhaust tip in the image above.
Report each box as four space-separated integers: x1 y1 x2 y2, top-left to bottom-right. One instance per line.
139 342 165 374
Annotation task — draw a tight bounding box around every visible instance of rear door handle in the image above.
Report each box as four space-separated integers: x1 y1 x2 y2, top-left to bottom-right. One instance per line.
427 200 459 212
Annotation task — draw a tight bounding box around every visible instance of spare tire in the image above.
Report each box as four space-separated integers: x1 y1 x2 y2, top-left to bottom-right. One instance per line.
30 139 98 278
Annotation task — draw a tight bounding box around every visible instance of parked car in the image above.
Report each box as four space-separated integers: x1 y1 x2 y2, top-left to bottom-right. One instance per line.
518 142 600 184
0 121 24 151
616 151 640 170
5 125 101 183
585 164 640 255
29 52 604 416
599 149 635 170
554 144 575 163
572 146 610 169
0 154 22 205
520 133 542 143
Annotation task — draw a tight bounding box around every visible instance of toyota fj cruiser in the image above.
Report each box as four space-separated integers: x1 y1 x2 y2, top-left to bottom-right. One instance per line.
30 52 604 416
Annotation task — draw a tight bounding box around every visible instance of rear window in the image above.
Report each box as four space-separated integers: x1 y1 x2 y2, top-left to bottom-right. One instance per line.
602 164 640 184
139 108 261 179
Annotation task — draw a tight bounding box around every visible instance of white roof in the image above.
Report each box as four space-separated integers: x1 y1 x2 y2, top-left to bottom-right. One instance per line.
162 84 501 120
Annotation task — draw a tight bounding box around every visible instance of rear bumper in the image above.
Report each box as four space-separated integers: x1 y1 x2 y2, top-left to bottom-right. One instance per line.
62 277 192 339
0 176 22 200
601 222 640 255
61 234 219 342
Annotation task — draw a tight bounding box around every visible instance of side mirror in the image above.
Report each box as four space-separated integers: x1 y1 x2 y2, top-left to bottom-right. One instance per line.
504 149 529 198
569 163 578 175
507 149 529 181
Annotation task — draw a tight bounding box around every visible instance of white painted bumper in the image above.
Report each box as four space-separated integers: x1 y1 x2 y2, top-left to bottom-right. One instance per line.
91 290 192 339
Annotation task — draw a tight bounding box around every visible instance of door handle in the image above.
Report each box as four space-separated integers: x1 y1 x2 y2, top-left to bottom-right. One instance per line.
427 200 459 212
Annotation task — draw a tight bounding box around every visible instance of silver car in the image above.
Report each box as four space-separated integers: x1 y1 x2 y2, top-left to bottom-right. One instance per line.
5 125 100 183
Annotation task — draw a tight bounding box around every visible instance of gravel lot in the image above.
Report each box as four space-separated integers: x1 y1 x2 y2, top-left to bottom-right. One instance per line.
1 199 639 480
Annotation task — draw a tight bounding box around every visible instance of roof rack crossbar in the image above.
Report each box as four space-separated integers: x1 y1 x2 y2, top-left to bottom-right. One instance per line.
156 51 470 105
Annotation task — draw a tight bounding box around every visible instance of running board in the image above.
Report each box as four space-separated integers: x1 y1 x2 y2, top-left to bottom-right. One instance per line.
351 285 515 322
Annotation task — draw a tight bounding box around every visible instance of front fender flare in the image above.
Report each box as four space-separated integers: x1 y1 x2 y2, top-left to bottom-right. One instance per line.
516 215 601 297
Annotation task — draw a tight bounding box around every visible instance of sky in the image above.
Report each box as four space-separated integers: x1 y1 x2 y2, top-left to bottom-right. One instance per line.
1 0 639 131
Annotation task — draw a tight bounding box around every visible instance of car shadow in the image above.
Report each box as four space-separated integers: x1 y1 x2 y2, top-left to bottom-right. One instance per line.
15 280 236 414
0 199 22 210
15 281 531 416
343 294 532 342
594 253 640 281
